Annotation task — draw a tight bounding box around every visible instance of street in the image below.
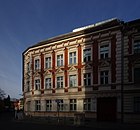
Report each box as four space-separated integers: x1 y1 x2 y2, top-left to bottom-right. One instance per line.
0 111 140 130
0 111 90 130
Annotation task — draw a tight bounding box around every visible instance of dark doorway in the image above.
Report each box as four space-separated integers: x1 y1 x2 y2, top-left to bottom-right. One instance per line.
97 97 117 121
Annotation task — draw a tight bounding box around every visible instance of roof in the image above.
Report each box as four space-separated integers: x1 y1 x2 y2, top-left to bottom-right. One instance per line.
23 18 123 54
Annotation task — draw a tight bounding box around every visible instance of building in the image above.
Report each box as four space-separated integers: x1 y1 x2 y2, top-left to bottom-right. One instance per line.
22 18 140 123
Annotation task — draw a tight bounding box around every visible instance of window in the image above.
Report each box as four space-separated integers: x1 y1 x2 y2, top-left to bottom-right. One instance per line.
57 76 63 88
57 54 63 66
83 48 91 62
35 79 40 90
45 78 51 89
69 52 76 64
35 59 40 70
69 75 77 87
100 44 109 59
46 100 52 111
84 98 91 111
70 99 76 111
84 73 91 86
35 100 41 111
134 97 140 113
27 101 31 111
27 62 30 72
100 70 109 84
56 99 64 111
134 68 140 84
26 80 30 92
45 57 51 68
134 40 140 54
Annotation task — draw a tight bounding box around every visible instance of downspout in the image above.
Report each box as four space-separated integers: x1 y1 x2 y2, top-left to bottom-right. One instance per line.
121 22 125 123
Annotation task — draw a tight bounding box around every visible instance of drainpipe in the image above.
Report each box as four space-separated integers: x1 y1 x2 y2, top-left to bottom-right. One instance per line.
121 23 125 123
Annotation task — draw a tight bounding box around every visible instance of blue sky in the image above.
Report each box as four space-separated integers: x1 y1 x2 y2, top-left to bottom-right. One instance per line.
0 0 140 99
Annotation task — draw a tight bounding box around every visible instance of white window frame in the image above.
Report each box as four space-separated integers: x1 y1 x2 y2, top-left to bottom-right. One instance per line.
70 99 77 111
56 99 64 111
35 79 40 90
46 100 52 111
35 100 41 111
69 74 77 87
45 78 51 89
68 48 78 65
69 51 76 64
82 45 92 63
83 48 91 62
45 57 51 69
83 73 91 86
56 76 63 88
99 41 110 59
100 70 109 85
84 98 92 111
57 54 63 67
34 58 40 70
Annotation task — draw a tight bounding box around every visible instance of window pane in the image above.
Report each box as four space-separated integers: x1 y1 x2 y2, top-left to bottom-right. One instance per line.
35 59 40 70
84 73 91 86
134 40 140 53
134 97 140 113
69 52 76 64
57 55 63 66
100 71 108 85
57 76 63 88
45 78 51 89
69 75 76 87
100 44 109 59
83 49 91 62
45 57 51 68
134 68 140 83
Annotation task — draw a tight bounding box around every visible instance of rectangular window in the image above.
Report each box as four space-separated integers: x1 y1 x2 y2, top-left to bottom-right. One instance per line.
56 99 64 111
35 79 40 90
35 59 40 70
134 97 140 113
45 78 51 89
100 71 109 84
27 62 30 72
84 73 91 86
57 76 63 88
26 80 30 92
45 57 51 68
57 54 63 66
69 75 77 87
70 99 76 111
35 100 41 111
134 40 140 54
69 52 76 64
46 100 52 111
83 48 91 62
134 68 140 84
84 98 91 111
27 101 31 111
100 44 109 59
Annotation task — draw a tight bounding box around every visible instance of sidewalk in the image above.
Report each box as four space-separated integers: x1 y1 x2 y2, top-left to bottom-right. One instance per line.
14 116 140 130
